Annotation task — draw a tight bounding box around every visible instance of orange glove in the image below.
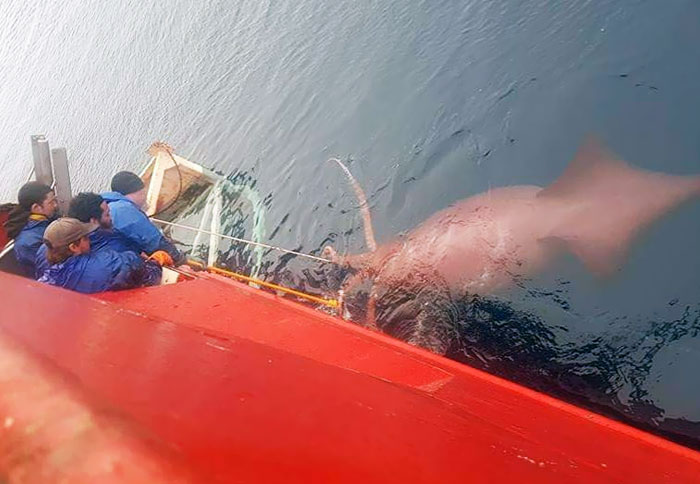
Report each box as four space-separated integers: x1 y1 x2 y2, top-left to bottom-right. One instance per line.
148 250 174 267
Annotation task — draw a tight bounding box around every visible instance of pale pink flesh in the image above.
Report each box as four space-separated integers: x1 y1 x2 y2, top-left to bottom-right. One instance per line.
344 139 700 294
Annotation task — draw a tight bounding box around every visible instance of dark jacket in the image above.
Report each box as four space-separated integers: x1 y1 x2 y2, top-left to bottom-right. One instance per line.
37 249 162 294
101 192 183 263
13 218 50 277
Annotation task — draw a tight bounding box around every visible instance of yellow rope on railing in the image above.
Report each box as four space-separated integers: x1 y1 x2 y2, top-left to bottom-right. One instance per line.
187 259 339 308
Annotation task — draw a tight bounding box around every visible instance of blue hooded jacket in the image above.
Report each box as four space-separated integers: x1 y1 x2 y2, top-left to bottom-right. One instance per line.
89 228 141 254
35 243 49 280
37 249 162 294
101 192 183 263
34 229 141 280
13 218 50 276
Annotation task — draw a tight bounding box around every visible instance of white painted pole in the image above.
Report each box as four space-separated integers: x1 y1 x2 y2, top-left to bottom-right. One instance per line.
30 135 53 187
51 148 72 215
145 156 165 216
208 181 222 267
193 190 214 255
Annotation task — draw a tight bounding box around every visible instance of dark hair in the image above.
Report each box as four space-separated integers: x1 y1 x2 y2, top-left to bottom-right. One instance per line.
68 192 104 223
4 182 53 239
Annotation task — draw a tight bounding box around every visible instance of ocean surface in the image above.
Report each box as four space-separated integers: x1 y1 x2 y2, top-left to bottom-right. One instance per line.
1 0 698 444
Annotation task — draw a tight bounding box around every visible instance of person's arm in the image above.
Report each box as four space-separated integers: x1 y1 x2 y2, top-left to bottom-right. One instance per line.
34 244 49 280
155 236 185 265
115 216 163 254
113 207 183 263
100 251 160 291
105 251 145 290
14 230 43 278
141 260 164 286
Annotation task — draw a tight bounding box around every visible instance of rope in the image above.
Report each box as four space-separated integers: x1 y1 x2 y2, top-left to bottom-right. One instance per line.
152 218 334 264
188 260 338 308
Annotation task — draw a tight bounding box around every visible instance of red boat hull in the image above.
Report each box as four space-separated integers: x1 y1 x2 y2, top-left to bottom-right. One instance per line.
0 271 698 483
0 208 10 250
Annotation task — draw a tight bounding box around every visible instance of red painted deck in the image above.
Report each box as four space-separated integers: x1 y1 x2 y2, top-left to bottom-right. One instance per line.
0 271 699 483
0 330 200 482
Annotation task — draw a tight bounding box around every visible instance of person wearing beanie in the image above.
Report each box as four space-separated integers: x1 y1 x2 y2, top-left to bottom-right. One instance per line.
37 217 164 294
101 171 184 264
109 171 147 207
3 182 58 277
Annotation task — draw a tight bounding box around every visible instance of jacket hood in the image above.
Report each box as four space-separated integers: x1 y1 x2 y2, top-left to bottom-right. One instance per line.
101 191 133 203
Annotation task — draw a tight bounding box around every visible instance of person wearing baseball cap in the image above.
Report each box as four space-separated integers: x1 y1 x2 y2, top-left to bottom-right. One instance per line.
101 171 184 264
37 217 164 294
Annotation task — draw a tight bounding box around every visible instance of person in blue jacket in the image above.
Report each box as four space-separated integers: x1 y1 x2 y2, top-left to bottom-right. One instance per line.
3 182 58 277
37 218 164 294
35 191 148 279
67 192 141 253
101 171 184 264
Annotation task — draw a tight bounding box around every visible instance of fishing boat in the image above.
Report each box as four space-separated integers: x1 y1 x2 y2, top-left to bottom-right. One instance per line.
0 137 699 483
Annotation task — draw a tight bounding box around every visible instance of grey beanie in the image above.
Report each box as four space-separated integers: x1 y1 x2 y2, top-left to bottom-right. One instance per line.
111 171 145 195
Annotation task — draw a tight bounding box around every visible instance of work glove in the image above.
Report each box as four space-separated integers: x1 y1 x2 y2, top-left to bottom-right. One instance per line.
148 250 174 267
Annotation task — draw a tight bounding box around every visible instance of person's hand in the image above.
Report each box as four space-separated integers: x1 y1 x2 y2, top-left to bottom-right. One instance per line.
148 250 174 267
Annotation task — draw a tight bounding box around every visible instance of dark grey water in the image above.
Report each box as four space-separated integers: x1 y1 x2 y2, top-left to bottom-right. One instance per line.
1 0 698 444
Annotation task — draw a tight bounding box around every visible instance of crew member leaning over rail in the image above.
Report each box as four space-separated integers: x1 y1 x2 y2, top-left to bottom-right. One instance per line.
3 182 58 277
37 218 164 294
68 192 141 254
35 192 174 280
101 171 185 265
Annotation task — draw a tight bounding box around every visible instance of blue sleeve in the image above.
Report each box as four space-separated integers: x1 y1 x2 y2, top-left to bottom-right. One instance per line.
108 251 145 290
111 204 163 254
140 260 164 286
34 244 49 279
65 251 158 293
14 229 43 267
105 251 162 290
13 243 35 276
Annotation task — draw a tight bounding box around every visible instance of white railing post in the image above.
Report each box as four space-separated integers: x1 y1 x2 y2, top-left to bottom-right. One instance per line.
51 148 72 215
208 181 222 267
192 189 215 258
30 135 53 187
